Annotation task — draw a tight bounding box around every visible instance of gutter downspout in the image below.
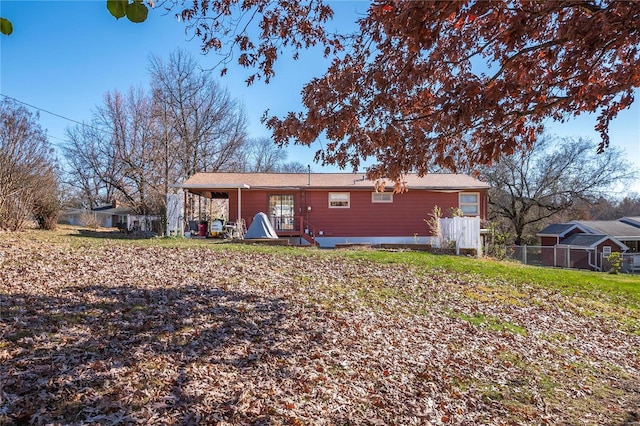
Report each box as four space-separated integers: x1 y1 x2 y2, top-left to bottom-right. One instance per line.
587 249 601 271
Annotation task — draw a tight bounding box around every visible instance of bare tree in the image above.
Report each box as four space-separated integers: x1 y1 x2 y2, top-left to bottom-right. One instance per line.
99 88 166 214
63 50 250 231
148 48 248 178
0 98 58 231
241 137 310 173
480 135 637 245
62 125 115 208
150 87 181 199
242 137 287 172
279 161 308 173
64 88 163 214
589 195 640 220
63 123 118 208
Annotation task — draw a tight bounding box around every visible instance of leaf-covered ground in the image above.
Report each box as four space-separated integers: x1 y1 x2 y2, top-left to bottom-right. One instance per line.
1 236 639 425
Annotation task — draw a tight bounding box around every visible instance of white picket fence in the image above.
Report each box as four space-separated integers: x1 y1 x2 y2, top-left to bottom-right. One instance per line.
438 216 482 255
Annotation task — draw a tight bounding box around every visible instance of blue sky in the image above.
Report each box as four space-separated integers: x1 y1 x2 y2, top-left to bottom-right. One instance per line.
1 0 639 193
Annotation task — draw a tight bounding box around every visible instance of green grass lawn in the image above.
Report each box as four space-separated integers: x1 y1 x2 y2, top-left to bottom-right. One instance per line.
343 249 640 307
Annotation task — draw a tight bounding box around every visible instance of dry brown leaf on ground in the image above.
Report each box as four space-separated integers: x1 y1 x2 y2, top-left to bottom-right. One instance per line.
0 237 638 425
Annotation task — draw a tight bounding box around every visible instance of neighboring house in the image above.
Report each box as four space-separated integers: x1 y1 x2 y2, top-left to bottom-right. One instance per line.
537 219 640 272
177 172 489 247
59 202 159 233
58 208 89 226
90 203 138 229
59 203 134 228
571 220 640 253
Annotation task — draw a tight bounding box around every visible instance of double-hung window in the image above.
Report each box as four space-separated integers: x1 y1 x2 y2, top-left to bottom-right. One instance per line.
459 193 479 216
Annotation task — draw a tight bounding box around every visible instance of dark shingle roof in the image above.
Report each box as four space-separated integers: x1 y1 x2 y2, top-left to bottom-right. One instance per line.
559 234 610 248
558 233 627 250
537 223 579 237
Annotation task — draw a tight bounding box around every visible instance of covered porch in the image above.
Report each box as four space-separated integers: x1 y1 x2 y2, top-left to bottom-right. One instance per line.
176 182 316 244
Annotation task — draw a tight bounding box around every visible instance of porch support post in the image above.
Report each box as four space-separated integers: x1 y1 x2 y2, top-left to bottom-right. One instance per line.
237 187 242 224
183 189 188 236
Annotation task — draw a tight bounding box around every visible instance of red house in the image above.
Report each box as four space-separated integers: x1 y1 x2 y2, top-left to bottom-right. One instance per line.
178 172 489 247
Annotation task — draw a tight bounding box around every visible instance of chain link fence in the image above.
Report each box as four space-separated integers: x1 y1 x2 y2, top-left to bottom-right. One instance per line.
498 245 639 274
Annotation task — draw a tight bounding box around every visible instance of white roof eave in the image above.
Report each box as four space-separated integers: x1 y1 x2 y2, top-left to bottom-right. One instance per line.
172 183 251 190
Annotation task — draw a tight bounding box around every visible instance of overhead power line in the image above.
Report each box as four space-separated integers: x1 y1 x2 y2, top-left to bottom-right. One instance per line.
0 93 107 136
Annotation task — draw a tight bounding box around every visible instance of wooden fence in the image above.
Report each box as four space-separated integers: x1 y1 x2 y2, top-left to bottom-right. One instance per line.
439 216 482 255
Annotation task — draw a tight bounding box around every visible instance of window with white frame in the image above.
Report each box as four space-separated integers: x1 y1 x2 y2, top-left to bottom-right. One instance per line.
459 193 479 215
371 192 393 203
602 246 612 257
328 192 350 208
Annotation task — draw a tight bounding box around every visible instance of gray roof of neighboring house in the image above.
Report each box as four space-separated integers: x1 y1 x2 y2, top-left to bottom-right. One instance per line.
537 223 581 237
61 206 136 216
571 220 640 240
620 217 640 228
558 233 627 250
179 172 490 190
91 206 136 215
